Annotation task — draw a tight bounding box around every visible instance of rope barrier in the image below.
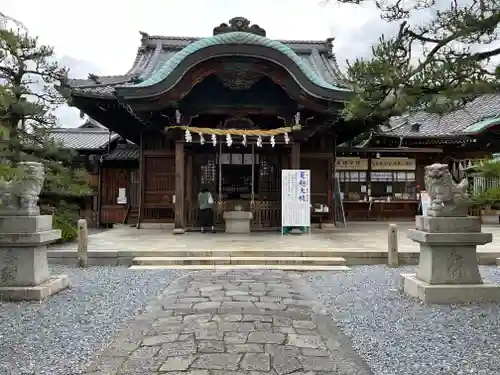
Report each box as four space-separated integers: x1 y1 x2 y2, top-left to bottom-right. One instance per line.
166 125 301 136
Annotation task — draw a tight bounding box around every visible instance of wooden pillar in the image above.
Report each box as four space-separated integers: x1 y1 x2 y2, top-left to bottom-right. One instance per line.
137 131 145 228
291 142 300 169
327 155 333 222
174 141 185 233
185 154 193 226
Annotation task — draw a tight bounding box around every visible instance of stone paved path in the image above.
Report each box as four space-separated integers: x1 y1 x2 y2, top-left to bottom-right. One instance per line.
83 270 373 375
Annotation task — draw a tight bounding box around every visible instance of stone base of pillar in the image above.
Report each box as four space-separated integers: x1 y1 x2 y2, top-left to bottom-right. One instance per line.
401 273 500 304
172 228 186 235
0 274 70 301
0 215 68 301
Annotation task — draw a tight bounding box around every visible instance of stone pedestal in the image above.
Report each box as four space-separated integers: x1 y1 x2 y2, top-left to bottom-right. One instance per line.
0 162 70 301
223 211 253 234
0 215 70 301
402 215 500 303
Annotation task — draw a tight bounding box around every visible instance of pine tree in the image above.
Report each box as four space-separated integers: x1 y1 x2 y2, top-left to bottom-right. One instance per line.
0 24 92 223
323 0 500 120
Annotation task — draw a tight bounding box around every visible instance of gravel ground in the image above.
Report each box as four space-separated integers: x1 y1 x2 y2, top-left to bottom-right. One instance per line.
0 266 185 375
308 265 500 375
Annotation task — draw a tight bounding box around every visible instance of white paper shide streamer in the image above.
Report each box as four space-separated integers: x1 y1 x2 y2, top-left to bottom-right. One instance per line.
256 136 263 147
226 134 233 147
242 134 247 146
211 134 217 146
184 129 192 143
284 132 290 144
270 135 275 147
199 132 205 145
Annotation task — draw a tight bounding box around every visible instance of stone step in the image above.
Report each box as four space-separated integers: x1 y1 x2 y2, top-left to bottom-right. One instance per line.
132 256 347 266
129 249 343 258
129 264 351 271
497 258 500 266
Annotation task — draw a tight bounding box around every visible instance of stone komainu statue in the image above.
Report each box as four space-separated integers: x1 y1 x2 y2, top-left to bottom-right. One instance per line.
424 163 469 217
0 162 45 215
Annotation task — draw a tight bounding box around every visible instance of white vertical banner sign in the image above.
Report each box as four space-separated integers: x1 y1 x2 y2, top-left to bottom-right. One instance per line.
281 169 311 228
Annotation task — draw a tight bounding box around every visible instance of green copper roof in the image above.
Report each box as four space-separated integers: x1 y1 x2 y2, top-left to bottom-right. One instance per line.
130 32 348 91
463 117 500 134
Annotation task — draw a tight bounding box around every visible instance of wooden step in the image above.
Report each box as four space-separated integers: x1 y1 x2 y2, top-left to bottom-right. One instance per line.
132 256 347 266
129 264 350 271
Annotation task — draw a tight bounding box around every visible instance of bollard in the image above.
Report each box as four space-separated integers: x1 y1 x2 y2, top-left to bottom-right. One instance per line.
77 219 88 268
388 223 399 267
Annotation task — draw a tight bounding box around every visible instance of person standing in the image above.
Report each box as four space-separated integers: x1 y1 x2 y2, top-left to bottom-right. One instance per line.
198 187 215 233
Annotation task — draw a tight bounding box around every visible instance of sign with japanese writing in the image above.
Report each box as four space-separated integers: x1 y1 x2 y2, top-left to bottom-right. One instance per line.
281 169 311 227
371 157 416 170
335 157 368 170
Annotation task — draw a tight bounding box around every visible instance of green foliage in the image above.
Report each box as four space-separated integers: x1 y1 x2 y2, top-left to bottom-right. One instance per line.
324 0 500 120
41 202 80 243
0 24 92 198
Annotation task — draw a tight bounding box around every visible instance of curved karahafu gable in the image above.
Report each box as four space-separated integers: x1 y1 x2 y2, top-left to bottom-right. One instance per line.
115 31 352 101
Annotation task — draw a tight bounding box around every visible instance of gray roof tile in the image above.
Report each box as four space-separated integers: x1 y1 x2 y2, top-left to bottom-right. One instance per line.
50 128 119 150
382 94 500 137
103 144 139 161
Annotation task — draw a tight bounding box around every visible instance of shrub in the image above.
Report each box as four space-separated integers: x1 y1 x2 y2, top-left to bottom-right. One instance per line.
41 202 80 243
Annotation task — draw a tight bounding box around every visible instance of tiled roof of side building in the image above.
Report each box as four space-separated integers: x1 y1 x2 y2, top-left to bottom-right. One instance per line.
103 144 139 161
50 123 119 150
380 94 500 137
67 23 350 97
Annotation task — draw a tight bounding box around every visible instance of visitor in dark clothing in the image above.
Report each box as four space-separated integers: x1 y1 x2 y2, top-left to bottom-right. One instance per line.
198 187 215 233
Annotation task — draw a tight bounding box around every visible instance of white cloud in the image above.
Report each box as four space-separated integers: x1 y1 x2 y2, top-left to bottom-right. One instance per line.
1 0 391 126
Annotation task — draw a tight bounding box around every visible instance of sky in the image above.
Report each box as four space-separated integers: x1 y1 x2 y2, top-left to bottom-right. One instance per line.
1 0 412 127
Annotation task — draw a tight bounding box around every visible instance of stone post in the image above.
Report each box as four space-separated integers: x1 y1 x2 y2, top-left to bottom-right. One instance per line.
401 163 500 304
0 162 70 301
77 219 88 268
388 224 399 267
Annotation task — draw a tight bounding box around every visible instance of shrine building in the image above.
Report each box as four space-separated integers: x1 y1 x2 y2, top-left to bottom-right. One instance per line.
63 17 380 230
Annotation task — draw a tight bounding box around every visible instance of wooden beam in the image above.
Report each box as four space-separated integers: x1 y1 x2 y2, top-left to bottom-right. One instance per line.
174 141 185 232
291 142 300 169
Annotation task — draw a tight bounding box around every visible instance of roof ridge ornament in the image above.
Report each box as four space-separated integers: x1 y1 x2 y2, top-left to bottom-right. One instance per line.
213 17 266 37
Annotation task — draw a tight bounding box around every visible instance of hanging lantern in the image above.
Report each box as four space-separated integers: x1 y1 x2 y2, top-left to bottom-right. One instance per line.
284 132 290 144
257 136 263 147
242 134 247 146
184 129 192 143
270 135 275 147
211 133 217 146
199 133 205 145
226 133 233 147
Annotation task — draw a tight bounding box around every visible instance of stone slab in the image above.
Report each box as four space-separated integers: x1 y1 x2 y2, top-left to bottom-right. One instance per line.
0 215 53 234
415 215 482 233
0 274 70 301
172 228 186 235
408 229 492 246
0 229 61 247
417 244 482 284
401 273 500 304
0 245 50 286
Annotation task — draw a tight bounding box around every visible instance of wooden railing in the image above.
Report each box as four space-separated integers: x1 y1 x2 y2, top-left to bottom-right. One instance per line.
186 200 281 230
